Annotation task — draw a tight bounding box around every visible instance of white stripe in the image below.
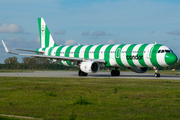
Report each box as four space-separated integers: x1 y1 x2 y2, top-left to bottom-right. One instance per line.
79 45 88 58
38 48 43 52
70 45 79 57
144 44 154 67
121 44 131 67
132 44 143 67
60 46 69 57
49 34 55 47
60 46 69 66
61 61 69 66
41 18 45 48
99 45 109 60
109 44 120 67
89 45 98 59
51 46 60 56
44 47 51 55
156 46 168 67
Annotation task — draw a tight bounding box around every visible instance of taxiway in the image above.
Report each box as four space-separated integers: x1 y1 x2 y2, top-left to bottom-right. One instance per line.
0 71 179 80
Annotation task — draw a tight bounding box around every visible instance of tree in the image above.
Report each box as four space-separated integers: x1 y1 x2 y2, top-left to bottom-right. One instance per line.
4 56 19 69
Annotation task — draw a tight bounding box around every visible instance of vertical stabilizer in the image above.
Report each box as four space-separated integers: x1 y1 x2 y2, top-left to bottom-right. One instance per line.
38 18 58 48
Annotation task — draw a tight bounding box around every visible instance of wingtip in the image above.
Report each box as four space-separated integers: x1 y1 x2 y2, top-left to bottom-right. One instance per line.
2 40 10 53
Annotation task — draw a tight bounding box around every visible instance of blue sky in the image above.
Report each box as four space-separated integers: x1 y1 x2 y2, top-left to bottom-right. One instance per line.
0 0 180 63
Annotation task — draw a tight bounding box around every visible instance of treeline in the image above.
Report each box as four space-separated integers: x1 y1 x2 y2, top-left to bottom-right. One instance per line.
0 56 75 70
0 56 180 70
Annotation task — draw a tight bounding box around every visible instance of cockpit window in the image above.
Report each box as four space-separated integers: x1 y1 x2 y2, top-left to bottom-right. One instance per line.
158 49 171 53
170 49 174 53
165 50 171 53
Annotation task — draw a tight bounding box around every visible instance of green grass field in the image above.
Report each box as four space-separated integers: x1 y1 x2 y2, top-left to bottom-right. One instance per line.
0 77 180 120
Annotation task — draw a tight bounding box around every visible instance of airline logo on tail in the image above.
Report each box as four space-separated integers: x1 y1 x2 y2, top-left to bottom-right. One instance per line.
1 18 178 77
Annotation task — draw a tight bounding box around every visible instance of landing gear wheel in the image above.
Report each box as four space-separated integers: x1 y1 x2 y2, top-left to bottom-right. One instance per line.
78 70 88 76
111 70 120 76
154 73 160 77
154 67 160 78
111 70 116 76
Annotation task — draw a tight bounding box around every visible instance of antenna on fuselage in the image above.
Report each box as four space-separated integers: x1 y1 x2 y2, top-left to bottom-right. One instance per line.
154 41 157 44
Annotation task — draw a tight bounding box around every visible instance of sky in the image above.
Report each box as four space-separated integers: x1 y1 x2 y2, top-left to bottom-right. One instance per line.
0 0 180 63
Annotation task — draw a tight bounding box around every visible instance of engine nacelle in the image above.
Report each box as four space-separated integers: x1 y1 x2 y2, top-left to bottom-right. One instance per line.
80 61 99 73
128 67 148 73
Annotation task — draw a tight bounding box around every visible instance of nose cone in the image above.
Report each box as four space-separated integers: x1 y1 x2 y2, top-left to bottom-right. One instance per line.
165 53 178 65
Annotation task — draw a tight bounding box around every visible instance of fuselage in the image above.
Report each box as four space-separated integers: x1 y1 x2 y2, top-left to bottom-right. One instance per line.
37 43 178 68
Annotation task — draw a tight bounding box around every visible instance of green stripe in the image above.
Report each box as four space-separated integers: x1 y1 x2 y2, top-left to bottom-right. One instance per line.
74 45 83 58
115 44 125 67
42 48 46 51
45 25 50 47
66 61 72 66
84 45 93 58
53 43 58 47
65 46 74 66
59 61 63 65
65 46 74 57
138 44 148 67
94 45 104 59
126 44 136 67
104 45 114 67
38 18 41 47
48 47 54 56
35 48 40 54
150 44 162 67
55 46 64 56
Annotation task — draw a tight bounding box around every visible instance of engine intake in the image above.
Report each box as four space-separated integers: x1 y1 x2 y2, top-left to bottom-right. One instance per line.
128 67 148 73
80 61 99 73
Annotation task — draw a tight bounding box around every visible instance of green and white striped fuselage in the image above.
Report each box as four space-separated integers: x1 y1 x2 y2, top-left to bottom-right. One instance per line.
37 43 176 68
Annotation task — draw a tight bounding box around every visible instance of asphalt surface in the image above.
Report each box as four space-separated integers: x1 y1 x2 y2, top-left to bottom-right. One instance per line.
0 71 180 80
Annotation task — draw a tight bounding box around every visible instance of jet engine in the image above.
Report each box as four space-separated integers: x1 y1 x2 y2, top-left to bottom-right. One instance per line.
128 67 148 73
80 61 99 73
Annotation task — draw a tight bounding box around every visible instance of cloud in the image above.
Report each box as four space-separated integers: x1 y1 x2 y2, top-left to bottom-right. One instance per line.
106 39 116 44
0 23 24 33
54 30 66 35
92 31 106 36
82 30 113 37
64 39 76 45
167 29 180 35
151 31 155 34
82 31 90 36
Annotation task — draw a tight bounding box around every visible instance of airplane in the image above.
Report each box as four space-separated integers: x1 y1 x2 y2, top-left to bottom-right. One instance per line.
2 18 178 77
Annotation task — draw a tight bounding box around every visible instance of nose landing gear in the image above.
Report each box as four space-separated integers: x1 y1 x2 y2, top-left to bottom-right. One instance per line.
154 67 160 77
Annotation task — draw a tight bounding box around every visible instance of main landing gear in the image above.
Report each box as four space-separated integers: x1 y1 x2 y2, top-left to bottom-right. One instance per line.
78 70 88 76
154 67 160 77
111 67 120 76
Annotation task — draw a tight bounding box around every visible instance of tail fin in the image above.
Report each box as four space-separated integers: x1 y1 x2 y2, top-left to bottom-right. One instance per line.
38 18 58 48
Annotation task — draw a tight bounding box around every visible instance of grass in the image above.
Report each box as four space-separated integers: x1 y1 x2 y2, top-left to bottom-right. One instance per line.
0 77 180 119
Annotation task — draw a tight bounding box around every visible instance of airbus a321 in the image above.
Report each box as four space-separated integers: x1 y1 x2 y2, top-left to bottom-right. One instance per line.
2 18 178 77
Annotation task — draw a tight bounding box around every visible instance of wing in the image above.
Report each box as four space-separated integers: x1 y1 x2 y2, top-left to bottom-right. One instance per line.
2 40 105 63
14 49 44 55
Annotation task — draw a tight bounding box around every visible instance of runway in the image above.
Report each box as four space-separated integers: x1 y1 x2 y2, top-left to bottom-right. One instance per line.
0 71 180 80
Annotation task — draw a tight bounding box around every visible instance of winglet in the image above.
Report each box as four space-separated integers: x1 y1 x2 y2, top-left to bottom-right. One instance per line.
2 40 18 55
2 40 10 53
